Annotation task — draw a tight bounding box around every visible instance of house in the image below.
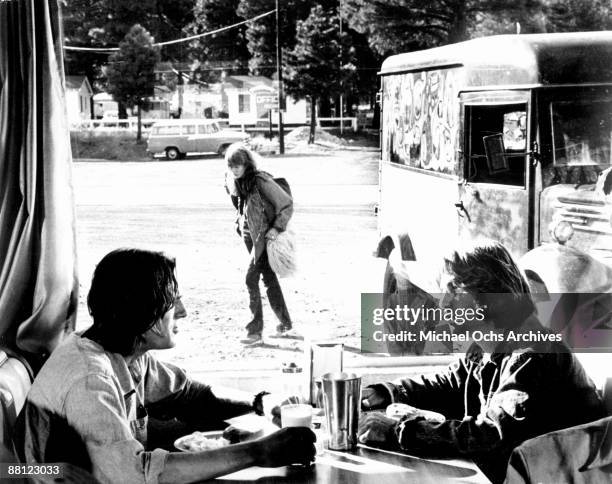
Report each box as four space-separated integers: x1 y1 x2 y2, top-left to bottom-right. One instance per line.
223 75 307 126
170 83 224 119
65 75 92 125
92 92 118 119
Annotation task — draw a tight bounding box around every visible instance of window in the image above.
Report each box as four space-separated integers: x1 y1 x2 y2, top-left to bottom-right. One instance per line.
183 125 196 135
465 104 527 186
155 125 180 135
551 100 612 166
238 94 250 113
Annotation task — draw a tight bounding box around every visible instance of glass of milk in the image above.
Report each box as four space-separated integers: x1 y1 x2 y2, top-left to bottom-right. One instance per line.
280 403 312 428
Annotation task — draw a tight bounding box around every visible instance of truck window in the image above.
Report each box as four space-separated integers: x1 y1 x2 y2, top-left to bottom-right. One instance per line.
155 125 180 135
183 125 196 135
466 104 527 186
551 100 612 166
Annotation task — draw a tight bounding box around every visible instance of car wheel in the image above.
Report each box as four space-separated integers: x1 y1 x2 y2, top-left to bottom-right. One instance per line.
218 144 229 157
166 147 180 160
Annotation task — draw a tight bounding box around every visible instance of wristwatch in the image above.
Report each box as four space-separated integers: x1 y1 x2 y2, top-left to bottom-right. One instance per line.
253 391 270 416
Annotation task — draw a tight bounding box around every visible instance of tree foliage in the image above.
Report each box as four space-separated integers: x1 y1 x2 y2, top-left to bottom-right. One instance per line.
186 0 250 83
284 5 357 143
105 25 160 140
62 0 194 84
341 0 546 55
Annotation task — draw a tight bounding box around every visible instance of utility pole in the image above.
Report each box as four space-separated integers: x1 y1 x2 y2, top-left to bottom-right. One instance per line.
339 0 343 135
275 0 285 154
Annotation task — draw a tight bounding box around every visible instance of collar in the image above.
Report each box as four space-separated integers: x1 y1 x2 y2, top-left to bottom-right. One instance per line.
582 418 612 471
77 333 142 399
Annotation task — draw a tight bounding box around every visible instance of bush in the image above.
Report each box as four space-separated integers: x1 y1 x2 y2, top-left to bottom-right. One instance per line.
70 131 150 161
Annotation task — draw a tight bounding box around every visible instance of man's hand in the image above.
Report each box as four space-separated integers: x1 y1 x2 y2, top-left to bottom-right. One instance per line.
254 427 316 467
361 386 389 410
357 413 398 449
265 227 280 241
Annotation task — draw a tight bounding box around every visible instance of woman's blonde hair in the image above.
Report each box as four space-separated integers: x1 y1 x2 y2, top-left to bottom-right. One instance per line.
225 143 258 170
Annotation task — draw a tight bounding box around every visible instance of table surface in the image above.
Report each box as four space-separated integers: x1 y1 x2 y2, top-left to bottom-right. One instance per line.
212 444 491 484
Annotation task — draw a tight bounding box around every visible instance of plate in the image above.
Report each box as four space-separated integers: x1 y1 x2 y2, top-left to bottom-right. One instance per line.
174 430 230 452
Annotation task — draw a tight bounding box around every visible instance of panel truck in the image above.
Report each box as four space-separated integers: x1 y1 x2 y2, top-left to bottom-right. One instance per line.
374 32 612 354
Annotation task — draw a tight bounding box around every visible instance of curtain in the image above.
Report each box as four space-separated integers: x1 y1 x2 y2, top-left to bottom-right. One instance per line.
0 0 78 363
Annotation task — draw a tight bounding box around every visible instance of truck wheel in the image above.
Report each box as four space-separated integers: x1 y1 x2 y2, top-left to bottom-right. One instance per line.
218 144 229 157
166 147 181 160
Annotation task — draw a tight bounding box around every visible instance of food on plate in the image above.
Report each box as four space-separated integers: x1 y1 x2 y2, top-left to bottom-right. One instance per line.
175 431 230 452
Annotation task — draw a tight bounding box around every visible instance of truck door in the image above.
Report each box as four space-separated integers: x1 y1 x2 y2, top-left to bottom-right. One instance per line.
457 93 532 258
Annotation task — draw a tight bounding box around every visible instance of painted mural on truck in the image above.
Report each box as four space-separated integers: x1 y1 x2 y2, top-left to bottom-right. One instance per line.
382 69 460 174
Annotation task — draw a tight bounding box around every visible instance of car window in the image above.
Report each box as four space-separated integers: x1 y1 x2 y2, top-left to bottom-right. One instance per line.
183 125 196 135
155 125 180 135
210 123 220 133
197 124 208 134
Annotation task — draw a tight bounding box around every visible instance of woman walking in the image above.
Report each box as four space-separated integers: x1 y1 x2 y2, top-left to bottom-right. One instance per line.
226 144 294 344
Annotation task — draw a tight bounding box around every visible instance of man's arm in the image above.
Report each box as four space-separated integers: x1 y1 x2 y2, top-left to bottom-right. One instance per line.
391 353 559 457
143 356 254 428
257 177 293 231
364 358 470 419
159 427 316 484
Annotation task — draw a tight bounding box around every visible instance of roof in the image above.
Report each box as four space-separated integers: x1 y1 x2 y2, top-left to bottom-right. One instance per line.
380 32 612 88
65 75 92 93
225 75 274 89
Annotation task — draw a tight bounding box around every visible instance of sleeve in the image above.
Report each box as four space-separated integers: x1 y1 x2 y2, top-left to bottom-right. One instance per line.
393 353 554 458
256 177 293 231
381 358 469 418
63 374 168 484
503 448 530 484
143 355 253 427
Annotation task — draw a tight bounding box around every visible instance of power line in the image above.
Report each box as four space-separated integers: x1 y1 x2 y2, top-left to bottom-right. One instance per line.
63 9 275 53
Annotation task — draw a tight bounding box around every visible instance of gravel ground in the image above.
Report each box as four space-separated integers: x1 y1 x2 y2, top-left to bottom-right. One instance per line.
73 148 385 373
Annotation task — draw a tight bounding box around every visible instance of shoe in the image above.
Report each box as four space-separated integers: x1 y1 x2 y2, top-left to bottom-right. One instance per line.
240 333 263 345
275 324 292 336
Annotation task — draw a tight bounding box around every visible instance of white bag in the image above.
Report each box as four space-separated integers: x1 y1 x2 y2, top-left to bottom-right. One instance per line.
267 226 297 278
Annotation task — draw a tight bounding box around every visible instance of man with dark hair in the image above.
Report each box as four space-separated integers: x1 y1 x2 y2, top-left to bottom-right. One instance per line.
16 249 315 484
358 240 604 484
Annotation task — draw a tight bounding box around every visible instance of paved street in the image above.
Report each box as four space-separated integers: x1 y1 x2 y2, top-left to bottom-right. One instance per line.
73 150 385 371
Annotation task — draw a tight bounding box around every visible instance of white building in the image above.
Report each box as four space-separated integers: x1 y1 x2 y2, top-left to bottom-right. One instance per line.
65 76 92 125
223 75 307 126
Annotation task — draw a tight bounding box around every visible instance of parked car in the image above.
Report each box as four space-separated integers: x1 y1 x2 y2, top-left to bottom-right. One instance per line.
147 119 250 160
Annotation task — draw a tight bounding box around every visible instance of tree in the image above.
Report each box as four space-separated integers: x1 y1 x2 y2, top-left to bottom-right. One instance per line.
341 0 545 56
237 0 316 76
185 0 250 83
284 5 356 143
62 0 195 84
106 25 160 141
543 0 612 32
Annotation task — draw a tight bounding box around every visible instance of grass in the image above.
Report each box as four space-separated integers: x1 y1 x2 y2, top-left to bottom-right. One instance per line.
70 130 150 161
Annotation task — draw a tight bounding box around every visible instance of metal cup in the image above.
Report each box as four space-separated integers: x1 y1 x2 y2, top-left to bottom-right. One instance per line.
321 372 361 450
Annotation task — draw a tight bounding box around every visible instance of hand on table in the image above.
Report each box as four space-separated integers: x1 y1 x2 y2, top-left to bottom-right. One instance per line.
254 427 316 467
357 413 398 449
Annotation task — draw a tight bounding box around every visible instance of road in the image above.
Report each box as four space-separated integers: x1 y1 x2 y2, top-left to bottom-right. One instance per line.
73 150 386 371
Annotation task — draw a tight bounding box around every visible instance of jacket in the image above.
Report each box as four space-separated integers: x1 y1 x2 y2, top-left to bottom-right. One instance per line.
369 315 605 483
504 416 612 484
232 171 293 262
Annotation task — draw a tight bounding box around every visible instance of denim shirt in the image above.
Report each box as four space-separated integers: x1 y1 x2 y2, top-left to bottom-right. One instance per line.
16 333 253 484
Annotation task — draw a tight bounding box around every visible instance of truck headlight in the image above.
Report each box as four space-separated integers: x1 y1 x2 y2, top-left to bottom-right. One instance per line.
549 220 574 245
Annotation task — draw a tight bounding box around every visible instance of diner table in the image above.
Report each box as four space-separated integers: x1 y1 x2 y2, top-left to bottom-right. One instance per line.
209 444 491 483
